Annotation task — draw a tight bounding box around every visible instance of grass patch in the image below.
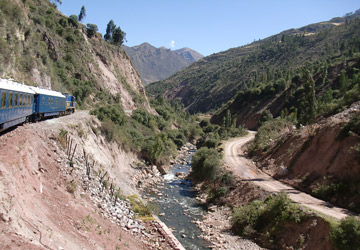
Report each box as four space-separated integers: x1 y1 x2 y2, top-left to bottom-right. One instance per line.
57 128 68 148
127 194 156 220
66 180 77 194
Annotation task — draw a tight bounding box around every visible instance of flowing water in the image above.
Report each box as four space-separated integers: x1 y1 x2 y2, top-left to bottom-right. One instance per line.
145 154 211 250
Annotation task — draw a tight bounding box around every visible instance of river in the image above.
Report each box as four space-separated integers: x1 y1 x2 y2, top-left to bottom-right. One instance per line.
145 150 211 250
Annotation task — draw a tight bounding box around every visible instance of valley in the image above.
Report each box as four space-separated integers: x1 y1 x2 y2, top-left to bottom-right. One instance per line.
1 0 360 249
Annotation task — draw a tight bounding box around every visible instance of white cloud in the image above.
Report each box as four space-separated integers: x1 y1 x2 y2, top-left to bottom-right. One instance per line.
170 40 175 48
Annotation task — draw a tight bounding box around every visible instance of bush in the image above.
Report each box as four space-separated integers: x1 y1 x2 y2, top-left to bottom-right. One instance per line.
332 216 360 250
231 193 305 237
68 14 78 27
250 118 294 152
207 186 228 204
86 23 98 38
191 147 221 181
91 104 126 126
339 113 360 139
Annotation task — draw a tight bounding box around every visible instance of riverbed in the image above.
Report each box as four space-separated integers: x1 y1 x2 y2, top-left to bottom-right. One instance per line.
145 152 211 250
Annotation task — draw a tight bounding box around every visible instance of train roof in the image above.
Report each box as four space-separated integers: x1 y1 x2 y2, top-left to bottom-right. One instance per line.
29 86 65 98
0 78 36 94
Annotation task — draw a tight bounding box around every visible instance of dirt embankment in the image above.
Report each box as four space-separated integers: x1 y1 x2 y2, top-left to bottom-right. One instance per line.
194 130 344 250
253 103 360 212
0 111 180 249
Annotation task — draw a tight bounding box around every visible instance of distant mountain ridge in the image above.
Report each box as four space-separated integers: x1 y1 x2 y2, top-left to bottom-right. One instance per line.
123 43 203 85
146 10 360 127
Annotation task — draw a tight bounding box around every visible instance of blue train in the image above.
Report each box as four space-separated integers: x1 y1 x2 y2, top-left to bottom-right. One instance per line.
0 78 76 132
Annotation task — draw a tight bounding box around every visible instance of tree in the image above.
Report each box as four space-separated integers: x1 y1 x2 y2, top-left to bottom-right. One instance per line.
339 70 349 94
104 20 116 41
86 23 98 38
104 20 126 46
78 5 86 22
298 70 316 125
112 26 126 45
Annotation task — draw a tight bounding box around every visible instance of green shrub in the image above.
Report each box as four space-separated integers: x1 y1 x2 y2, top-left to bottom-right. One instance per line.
312 179 345 200
231 193 305 237
339 113 360 139
207 186 228 204
68 14 78 27
232 199 264 236
91 104 127 126
249 118 295 153
86 23 98 38
191 147 221 181
332 216 360 250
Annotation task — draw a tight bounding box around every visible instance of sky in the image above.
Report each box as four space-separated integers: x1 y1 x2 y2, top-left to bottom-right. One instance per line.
58 0 360 56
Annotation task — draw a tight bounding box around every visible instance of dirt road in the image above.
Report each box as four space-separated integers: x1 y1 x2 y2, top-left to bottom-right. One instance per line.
224 132 355 220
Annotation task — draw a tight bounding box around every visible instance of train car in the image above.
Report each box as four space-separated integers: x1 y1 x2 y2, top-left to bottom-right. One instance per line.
0 79 35 132
30 87 66 120
64 94 76 114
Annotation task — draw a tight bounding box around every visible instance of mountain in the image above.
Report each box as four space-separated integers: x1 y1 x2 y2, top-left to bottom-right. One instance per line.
146 10 360 128
123 43 203 85
0 0 151 112
174 47 204 62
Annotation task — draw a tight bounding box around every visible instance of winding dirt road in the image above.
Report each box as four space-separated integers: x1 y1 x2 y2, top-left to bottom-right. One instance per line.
224 132 355 220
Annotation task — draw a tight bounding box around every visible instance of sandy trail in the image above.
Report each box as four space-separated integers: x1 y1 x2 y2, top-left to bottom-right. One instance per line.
224 132 356 220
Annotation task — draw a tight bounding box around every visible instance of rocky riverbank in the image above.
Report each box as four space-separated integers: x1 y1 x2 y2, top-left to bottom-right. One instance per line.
59 142 185 249
194 205 264 250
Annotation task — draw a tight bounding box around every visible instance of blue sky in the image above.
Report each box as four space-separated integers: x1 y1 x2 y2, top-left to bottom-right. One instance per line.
58 0 359 56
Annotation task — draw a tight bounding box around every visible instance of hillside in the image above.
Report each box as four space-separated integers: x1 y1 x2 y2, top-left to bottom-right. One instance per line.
123 43 203 85
0 0 150 112
249 102 360 213
0 111 184 249
146 10 360 126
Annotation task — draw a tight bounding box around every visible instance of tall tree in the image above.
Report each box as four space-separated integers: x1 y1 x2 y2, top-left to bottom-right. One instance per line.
299 70 316 125
104 20 116 41
78 5 86 22
112 27 126 45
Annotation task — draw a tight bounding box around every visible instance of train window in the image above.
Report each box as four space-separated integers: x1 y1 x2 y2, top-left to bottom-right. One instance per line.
31 96 33 106
14 93 18 107
42 96 45 104
8 92 13 108
27 95 30 106
55 98 58 105
19 94 22 106
1 91 6 109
